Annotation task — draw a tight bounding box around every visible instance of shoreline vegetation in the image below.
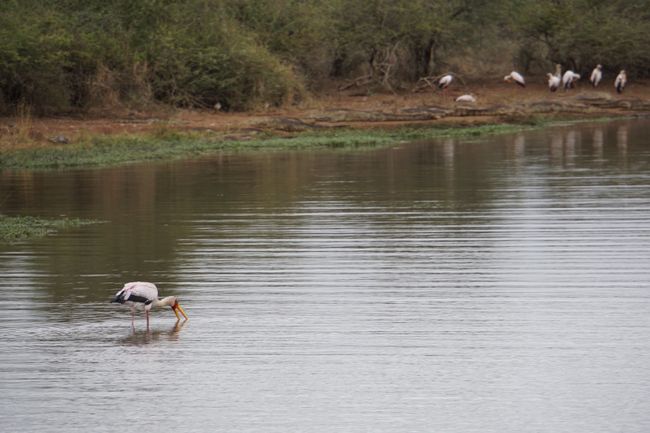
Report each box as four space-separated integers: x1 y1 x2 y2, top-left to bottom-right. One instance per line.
0 214 98 243
1 115 647 170
1 0 650 169
1 121 546 170
1 86 649 169
0 117 622 170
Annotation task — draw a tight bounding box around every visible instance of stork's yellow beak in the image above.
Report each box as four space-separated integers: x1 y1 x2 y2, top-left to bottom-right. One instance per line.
172 302 189 321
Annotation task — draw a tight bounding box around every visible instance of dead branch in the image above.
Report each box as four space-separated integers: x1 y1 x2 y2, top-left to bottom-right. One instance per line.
412 72 467 92
338 74 374 91
412 76 439 92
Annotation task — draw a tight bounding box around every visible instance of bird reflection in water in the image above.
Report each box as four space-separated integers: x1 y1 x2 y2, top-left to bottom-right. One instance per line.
549 133 563 161
513 134 525 158
441 138 455 167
564 130 577 160
119 320 188 346
592 129 604 159
617 125 628 156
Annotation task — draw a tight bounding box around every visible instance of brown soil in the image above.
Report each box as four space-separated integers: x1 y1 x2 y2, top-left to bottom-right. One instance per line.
2 81 650 149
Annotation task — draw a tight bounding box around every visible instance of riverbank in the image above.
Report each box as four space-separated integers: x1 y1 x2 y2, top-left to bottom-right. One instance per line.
1 81 649 169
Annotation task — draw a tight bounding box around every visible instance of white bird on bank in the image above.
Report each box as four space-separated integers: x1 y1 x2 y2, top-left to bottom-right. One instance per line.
547 73 561 92
590 64 603 87
562 70 581 90
111 281 188 329
437 74 454 90
504 71 526 87
455 94 476 103
615 70 627 93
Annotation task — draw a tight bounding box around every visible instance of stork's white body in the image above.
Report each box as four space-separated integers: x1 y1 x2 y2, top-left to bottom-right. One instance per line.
438 74 453 89
547 73 561 92
112 281 188 329
116 281 158 304
504 71 525 87
590 65 603 87
562 70 581 90
615 70 627 94
455 94 476 103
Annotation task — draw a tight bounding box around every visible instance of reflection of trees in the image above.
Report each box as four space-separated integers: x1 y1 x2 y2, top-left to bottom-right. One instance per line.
0 119 645 319
0 155 325 312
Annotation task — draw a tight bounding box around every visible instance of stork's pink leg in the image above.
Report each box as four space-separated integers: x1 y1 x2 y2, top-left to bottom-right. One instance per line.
146 309 150 331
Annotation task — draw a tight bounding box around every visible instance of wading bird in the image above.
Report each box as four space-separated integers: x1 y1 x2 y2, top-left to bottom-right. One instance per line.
455 94 476 103
562 70 581 90
547 73 561 92
111 281 188 329
590 64 603 87
437 74 454 90
615 70 627 93
504 71 525 87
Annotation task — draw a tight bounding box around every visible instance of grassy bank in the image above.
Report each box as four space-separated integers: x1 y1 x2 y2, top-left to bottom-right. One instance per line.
0 121 549 170
0 215 98 243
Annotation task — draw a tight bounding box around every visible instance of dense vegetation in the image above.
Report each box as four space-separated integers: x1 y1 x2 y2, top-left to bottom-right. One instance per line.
1 0 648 114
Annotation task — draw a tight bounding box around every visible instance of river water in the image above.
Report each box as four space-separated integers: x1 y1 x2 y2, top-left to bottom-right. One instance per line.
1 119 650 433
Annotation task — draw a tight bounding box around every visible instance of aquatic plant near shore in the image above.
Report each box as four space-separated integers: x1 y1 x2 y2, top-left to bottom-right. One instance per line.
0 214 98 243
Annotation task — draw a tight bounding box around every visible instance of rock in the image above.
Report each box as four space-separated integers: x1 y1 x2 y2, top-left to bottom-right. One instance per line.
263 117 320 132
48 135 70 144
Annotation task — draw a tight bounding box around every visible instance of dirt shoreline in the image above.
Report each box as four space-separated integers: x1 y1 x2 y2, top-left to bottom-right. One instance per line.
2 82 650 149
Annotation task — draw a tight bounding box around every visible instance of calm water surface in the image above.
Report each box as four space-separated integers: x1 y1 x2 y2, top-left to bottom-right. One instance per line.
1 119 650 433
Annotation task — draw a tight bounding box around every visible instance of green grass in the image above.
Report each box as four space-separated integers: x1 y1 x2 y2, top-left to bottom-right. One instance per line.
0 117 619 170
0 214 98 243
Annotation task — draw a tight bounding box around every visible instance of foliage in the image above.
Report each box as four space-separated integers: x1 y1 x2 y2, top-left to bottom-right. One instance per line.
512 0 650 75
0 0 648 114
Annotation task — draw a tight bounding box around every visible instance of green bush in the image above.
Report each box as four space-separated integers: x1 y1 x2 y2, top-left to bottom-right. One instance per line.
0 0 648 115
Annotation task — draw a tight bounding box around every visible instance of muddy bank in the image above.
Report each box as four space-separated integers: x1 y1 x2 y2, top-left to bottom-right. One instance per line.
1 83 649 149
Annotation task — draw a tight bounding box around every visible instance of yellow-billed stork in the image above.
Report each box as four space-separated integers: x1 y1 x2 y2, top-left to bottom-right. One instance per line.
590 64 603 87
455 94 476 103
504 71 526 87
111 281 188 329
437 74 454 90
615 70 627 94
562 70 581 90
547 73 561 92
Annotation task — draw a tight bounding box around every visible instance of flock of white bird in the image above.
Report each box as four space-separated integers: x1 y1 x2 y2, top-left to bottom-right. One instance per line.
439 64 629 103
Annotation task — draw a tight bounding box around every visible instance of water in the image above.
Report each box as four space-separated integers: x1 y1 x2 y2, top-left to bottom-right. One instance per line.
1 119 650 433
